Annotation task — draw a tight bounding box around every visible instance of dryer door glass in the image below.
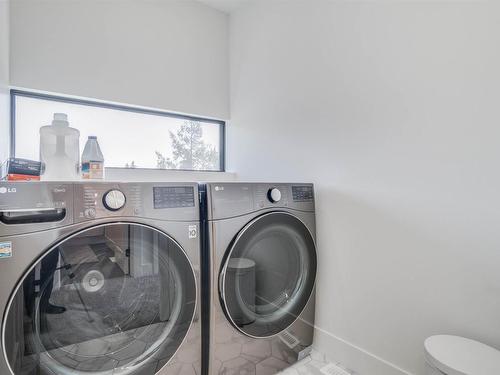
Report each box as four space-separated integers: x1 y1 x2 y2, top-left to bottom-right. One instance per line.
220 212 317 338
3 223 197 375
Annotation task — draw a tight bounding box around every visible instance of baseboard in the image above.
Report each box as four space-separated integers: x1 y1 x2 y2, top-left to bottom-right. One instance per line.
313 328 414 375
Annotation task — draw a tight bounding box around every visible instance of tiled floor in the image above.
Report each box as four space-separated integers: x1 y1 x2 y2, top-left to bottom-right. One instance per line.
279 350 357 375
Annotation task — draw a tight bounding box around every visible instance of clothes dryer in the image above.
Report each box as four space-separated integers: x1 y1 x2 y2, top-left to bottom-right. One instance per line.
201 183 317 375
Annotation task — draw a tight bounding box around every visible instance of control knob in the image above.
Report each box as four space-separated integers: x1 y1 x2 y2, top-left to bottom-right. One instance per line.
103 190 126 211
267 188 282 203
84 208 96 219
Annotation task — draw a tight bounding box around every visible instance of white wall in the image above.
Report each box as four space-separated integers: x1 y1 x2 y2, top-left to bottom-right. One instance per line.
228 1 500 374
10 0 229 119
0 0 9 162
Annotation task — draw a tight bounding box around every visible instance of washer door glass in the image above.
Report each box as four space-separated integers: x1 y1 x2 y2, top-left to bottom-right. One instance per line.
3 223 197 375
220 212 317 338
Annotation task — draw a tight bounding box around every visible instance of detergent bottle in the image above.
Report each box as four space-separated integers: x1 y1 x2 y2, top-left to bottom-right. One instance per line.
39 113 80 181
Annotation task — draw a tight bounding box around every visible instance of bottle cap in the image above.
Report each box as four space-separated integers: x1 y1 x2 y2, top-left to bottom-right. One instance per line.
52 113 69 126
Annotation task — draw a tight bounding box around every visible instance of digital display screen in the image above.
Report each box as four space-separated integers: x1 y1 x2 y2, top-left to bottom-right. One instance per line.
153 186 195 209
292 186 314 202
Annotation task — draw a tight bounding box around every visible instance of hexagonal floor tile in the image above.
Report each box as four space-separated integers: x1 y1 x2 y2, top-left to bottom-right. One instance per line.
255 357 289 375
241 340 272 363
220 356 256 375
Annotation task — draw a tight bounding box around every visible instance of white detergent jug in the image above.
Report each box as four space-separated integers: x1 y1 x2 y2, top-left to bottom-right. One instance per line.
39 113 80 181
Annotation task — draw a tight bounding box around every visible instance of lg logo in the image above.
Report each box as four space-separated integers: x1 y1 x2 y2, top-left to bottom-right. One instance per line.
0 187 16 194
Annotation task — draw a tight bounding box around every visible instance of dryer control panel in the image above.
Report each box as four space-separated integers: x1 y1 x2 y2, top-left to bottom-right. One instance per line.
206 182 315 220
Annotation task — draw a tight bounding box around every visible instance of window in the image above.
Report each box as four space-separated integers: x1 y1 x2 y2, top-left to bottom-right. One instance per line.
11 91 225 171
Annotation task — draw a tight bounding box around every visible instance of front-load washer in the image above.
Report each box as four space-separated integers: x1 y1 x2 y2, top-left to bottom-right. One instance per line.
200 183 317 375
0 182 201 375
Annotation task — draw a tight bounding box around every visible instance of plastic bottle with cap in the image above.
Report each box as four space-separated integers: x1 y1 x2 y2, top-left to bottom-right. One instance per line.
81 136 105 179
39 113 80 181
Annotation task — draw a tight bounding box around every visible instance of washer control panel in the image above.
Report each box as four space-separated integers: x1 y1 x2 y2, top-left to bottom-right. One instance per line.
75 184 139 222
0 182 200 230
74 182 199 223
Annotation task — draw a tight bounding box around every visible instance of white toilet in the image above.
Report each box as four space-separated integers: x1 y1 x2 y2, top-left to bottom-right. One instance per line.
425 335 500 375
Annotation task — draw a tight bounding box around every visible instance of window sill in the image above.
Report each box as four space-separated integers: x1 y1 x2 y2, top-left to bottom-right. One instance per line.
104 167 237 183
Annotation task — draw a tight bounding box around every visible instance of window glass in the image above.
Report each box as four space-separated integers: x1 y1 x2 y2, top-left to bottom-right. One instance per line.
13 93 224 171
